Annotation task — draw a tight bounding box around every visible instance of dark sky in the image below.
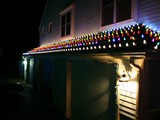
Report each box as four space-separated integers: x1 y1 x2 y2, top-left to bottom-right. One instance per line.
1 0 47 76
2 0 47 58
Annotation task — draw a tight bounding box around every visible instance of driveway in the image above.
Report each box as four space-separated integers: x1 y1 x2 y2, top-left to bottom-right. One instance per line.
0 76 66 120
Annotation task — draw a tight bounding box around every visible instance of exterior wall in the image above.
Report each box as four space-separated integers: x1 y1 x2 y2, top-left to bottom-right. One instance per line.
115 57 144 120
147 59 160 120
28 58 34 86
137 0 160 31
24 53 147 120
39 0 137 46
25 56 66 113
40 0 101 45
71 60 116 120
52 58 66 115
33 58 42 94
24 58 30 83
41 59 54 100
74 0 100 37
23 58 35 87
140 58 160 120
39 0 75 45
23 54 118 120
28 57 53 96
39 0 160 47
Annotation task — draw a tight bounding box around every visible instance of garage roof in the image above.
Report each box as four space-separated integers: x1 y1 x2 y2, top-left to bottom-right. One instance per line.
23 23 160 55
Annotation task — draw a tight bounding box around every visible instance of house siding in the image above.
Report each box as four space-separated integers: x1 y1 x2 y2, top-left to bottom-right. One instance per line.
74 0 100 37
137 0 160 31
39 0 139 46
39 0 75 45
39 0 101 45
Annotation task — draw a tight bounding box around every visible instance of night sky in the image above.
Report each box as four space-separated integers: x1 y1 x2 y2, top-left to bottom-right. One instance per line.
1 0 47 77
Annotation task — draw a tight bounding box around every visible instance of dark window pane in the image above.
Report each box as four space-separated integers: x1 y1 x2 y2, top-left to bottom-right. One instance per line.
61 15 66 25
116 0 131 22
102 5 113 26
67 12 71 23
48 23 52 33
66 24 71 35
61 11 72 36
61 26 65 36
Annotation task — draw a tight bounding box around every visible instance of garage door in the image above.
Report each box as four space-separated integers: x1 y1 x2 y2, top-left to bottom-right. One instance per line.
71 60 117 120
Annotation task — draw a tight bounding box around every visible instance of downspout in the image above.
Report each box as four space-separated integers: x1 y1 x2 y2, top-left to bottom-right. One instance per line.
129 57 142 120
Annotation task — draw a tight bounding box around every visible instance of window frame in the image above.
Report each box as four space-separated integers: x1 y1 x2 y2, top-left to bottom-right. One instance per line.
59 3 75 40
48 22 52 33
100 0 137 28
41 26 45 36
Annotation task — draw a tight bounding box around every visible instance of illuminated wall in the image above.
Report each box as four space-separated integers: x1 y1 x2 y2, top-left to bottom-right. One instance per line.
114 57 144 120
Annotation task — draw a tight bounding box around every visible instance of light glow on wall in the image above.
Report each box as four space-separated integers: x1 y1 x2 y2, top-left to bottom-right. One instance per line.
115 58 140 93
23 59 27 66
119 81 138 93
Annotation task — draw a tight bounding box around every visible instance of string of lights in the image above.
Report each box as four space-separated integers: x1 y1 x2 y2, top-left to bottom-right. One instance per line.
24 23 160 55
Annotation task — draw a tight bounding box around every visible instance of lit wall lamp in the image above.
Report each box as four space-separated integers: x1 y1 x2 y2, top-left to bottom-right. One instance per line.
119 71 131 82
23 59 27 65
22 56 27 67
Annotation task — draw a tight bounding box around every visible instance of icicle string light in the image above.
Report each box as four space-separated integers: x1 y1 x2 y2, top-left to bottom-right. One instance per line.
28 23 160 54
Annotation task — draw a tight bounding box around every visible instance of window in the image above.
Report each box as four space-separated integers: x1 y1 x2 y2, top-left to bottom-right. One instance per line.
42 26 45 36
48 22 52 33
61 11 71 36
101 0 131 26
116 0 131 22
102 0 114 26
60 3 75 38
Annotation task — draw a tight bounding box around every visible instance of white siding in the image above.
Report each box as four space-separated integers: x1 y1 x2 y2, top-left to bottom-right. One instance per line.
74 0 100 37
39 0 101 46
137 0 160 31
39 0 160 46
39 0 75 45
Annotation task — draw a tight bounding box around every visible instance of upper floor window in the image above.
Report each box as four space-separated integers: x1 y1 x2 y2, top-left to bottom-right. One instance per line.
116 0 131 22
48 22 52 33
61 11 71 36
102 0 131 26
41 26 45 36
60 3 75 38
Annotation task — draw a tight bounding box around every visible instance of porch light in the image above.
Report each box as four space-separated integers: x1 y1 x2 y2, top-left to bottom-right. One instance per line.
119 72 130 82
23 59 27 66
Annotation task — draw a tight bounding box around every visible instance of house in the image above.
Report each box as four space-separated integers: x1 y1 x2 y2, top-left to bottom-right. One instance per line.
22 0 160 120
